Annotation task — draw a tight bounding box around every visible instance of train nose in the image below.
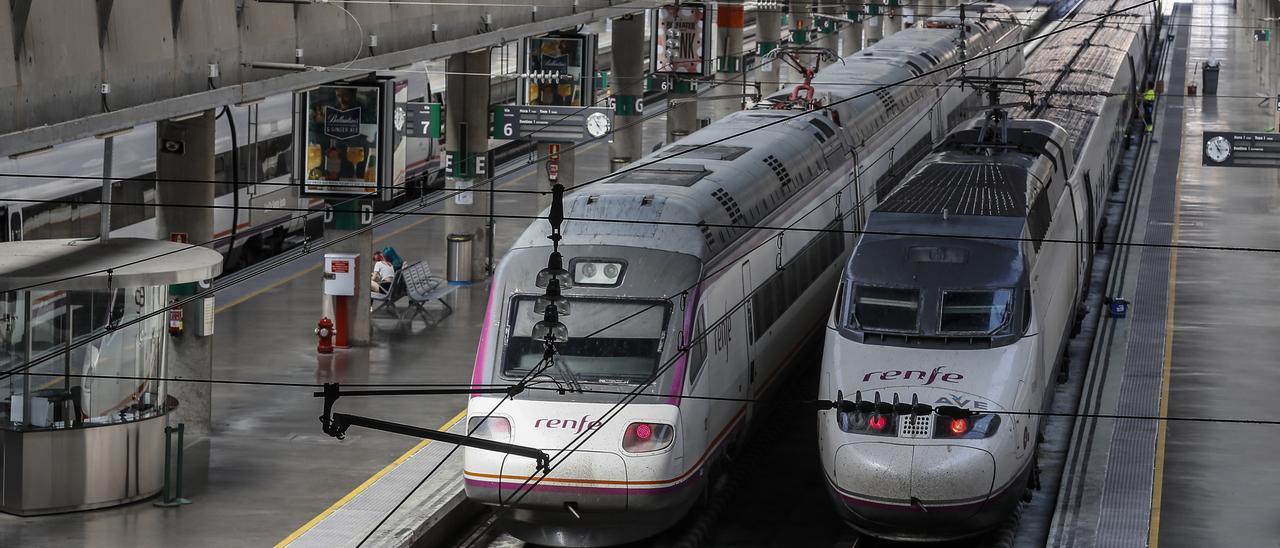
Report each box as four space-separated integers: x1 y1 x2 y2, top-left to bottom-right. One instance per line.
831 442 997 533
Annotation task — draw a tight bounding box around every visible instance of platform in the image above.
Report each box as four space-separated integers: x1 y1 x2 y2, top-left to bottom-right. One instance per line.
1047 1 1280 546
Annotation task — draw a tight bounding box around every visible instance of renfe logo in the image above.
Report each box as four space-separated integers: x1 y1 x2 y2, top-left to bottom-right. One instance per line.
535 415 602 434
862 366 963 386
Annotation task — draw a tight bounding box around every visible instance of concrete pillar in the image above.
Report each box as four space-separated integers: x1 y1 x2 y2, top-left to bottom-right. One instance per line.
666 79 699 145
325 203 373 347
156 110 216 437
717 4 746 74
841 3 864 57
610 14 645 170
815 3 840 54
865 5 884 47
445 49 492 281
884 0 901 37
790 0 813 45
757 8 783 94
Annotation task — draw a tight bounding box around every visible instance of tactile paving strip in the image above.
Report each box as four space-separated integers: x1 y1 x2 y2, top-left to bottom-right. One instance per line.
1092 5 1189 546
288 419 467 548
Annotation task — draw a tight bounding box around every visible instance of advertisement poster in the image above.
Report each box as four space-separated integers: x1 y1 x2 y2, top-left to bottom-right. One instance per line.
302 84 381 196
653 4 710 75
525 35 586 106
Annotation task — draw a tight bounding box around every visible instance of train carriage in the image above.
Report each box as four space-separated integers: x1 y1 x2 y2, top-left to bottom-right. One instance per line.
464 6 1026 546
816 0 1156 540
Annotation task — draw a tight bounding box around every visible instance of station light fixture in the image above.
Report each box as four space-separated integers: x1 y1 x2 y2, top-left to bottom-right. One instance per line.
94 127 134 140
7 145 54 160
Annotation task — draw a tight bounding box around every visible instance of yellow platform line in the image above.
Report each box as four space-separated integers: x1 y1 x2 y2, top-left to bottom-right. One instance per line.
1147 110 1185 548
276 410 467 547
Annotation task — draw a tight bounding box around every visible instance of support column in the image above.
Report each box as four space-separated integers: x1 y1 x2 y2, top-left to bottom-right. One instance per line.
667 78 699 145
156 110 216 437
841 3 864 56
325 201 373 346
610 14 645 171
757 8 783 94
445 49 492 281
865 3 884 47
884 0 901 37
903 0 918 28
717 4 746 73
790 0 813 45
815 3 840 54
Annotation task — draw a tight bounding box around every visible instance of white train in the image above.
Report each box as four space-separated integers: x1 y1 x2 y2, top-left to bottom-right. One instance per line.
464 6 1025 546
817 0 1155 540
0 85 444 269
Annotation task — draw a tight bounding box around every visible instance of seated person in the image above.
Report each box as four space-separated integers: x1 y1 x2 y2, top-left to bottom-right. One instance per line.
371 251 395 297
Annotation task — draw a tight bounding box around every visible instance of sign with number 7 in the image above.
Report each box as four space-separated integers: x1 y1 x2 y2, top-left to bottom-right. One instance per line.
404 102 443 139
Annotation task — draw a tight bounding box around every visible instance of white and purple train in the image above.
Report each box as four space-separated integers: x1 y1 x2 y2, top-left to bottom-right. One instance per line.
464 5 1025 546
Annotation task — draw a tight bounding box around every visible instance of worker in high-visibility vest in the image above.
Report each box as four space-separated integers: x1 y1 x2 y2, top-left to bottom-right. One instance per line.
1143 86 1156 132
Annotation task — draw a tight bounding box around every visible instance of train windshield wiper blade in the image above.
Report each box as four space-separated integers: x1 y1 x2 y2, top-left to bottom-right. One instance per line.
554 357 585 393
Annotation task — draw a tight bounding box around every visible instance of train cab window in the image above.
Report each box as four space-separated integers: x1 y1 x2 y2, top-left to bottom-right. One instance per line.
939 290 1014 335
851 285 919 333
0 207 7 242
687 310 708 385
503 296 671 383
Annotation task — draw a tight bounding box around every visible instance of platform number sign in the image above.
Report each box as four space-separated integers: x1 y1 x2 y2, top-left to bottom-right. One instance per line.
404 102 443 138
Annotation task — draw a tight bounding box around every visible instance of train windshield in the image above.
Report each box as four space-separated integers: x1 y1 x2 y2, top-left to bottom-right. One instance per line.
851 285 920 333
502 296 671 383
939 290 1013 334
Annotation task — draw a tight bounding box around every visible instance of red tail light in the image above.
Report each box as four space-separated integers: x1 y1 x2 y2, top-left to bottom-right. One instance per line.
623 422 674 453
949 418 969 435
868 414 888 432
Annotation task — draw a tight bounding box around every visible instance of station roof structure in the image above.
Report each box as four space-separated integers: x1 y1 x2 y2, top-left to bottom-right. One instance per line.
0 238 224 291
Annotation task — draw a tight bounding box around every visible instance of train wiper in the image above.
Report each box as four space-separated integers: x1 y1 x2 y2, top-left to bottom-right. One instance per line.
554 357 585 393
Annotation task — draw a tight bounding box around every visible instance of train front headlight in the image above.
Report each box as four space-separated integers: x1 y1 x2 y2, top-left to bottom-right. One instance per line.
837 410 898 437
622 422 674 453
934 413 1000 439
468 416 513 443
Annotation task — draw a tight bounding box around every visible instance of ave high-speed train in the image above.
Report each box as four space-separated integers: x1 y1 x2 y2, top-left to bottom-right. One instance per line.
817 0 1156 541
464 5 1025 546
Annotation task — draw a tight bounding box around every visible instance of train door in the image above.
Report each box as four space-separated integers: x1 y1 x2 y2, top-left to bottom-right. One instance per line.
739 261 756 392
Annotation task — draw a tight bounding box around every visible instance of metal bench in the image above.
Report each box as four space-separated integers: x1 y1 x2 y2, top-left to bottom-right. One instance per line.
401 261 457 327
371 271 407 318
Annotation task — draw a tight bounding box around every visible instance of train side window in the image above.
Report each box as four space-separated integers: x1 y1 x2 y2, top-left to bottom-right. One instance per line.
687 310 708 385
11 209 23 241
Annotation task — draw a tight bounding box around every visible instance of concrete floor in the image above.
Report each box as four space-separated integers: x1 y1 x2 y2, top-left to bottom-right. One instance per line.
1157 0 1280 544
0 60 789 545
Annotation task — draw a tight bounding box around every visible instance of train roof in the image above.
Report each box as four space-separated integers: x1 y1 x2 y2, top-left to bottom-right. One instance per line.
876 158 1036 217
513 4 1023 259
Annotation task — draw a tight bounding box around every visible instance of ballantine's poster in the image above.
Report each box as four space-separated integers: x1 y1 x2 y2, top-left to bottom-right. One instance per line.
302 84 381 195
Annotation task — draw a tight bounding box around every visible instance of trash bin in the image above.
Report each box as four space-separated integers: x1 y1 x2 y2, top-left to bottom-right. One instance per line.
446 233 474 284
1202 58 1221 96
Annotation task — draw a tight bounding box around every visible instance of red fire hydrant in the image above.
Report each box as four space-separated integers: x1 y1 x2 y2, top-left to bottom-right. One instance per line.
315 317 335 354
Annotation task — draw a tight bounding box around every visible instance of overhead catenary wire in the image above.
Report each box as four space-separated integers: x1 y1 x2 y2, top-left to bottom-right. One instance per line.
8 195 1280 265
